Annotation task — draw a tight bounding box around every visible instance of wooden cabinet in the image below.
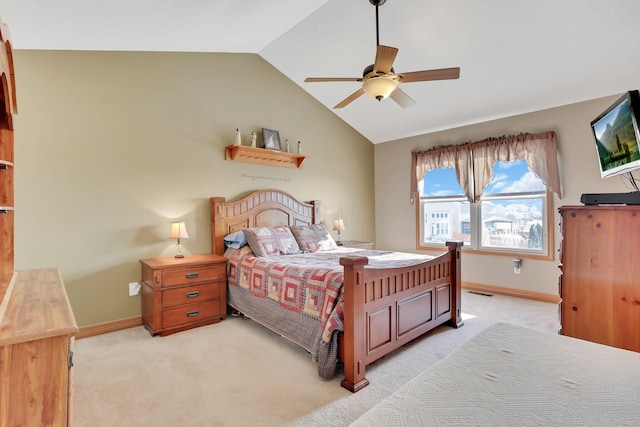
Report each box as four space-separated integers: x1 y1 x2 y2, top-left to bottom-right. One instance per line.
339 240 374 249
0 19 72 426
0 268 79 426
0 18 17 282
559 205 640 352
140 254 227 336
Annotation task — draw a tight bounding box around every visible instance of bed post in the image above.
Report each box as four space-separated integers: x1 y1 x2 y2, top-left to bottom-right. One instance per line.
309 200 321 224
446 241 464 328
339 255 370 392
210 197 226 256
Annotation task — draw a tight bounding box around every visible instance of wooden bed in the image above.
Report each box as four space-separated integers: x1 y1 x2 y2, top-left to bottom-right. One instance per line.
210 189 463 392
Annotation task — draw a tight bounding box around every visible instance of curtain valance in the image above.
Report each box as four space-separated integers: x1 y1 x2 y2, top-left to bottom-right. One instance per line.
411 131 562 203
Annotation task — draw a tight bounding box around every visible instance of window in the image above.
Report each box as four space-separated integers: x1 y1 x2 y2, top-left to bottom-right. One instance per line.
419 167 470 245
420 160 550 256
480 160 546 252
413 131 561 259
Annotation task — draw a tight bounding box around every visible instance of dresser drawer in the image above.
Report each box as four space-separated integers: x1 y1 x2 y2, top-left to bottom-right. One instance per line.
162 300 220 330
162 266 224 287
162 283 221 308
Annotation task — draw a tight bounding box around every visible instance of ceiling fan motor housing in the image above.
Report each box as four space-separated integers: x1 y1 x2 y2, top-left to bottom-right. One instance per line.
362 64 395 78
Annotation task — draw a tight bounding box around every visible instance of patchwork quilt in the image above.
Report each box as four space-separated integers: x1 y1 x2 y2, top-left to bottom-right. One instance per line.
228 246 346 344
227 246 434 377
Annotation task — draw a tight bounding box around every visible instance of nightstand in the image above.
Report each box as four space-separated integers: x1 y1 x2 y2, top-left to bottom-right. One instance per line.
338 240 374 249
140 254 227 336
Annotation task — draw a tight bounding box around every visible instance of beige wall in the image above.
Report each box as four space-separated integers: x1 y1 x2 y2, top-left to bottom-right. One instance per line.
12 50 374 327
375 94 632 297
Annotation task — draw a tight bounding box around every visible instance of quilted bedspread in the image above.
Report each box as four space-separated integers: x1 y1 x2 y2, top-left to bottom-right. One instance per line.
227 246 433 378
351 322 640 426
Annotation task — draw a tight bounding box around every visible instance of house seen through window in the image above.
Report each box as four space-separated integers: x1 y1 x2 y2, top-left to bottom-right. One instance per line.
419 159 548 255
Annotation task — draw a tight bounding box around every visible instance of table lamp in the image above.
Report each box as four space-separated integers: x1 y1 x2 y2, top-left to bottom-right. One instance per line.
169 221 189 258
333 218 345 245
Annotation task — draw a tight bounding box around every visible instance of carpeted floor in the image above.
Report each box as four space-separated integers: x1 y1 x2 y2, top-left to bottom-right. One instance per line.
73 290 559 426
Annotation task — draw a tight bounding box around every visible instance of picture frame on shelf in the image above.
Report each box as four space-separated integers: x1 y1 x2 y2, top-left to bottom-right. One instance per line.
262 128 281 151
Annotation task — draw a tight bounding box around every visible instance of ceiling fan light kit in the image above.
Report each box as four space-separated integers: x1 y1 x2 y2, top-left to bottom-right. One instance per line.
363 76 398 100
304 0 460 109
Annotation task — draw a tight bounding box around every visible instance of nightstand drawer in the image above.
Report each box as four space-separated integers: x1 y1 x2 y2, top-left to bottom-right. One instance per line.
162 266 224 287
162 283 221 308
162 301 220 330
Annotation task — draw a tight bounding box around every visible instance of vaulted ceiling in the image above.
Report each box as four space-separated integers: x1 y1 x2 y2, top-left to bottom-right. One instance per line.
2 0 639 143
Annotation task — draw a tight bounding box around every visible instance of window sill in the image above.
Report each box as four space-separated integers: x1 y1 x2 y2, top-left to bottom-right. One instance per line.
417 244 553 261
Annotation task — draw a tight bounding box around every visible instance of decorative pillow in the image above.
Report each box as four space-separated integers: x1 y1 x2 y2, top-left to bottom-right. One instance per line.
289 224 338 252
224 230 248 249
243 226 301 257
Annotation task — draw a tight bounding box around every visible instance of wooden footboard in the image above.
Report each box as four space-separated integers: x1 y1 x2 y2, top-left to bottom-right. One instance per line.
339 241 463 392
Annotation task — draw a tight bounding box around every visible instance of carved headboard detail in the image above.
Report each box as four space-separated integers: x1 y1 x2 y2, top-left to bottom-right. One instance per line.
210 189 320 255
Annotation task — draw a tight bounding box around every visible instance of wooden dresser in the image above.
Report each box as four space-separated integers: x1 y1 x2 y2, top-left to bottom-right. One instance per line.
0 268 79 426
140 254 227 336
559 205 640 352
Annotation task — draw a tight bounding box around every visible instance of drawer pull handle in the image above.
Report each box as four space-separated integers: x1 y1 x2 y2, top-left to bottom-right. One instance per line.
186 291 200 298
186 310 200 317
185 272 199 279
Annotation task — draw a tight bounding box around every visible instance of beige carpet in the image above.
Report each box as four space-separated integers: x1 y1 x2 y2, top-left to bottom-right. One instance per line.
73 291 559 426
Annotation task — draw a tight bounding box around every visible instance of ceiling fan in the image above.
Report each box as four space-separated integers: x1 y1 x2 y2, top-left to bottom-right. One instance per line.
304 0 460 109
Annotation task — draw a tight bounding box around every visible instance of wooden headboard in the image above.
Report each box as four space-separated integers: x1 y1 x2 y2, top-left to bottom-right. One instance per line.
210 189 320 255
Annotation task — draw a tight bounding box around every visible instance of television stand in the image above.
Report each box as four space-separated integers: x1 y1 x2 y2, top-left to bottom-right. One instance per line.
580 191 640 205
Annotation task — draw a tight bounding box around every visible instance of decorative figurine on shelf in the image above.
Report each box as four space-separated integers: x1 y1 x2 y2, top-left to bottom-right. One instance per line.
297 141 302 154
250 131 257 147
284 139 289 153
234 128 242 146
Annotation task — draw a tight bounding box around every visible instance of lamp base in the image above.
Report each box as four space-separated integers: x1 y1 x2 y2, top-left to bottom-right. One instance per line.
174 254 185 258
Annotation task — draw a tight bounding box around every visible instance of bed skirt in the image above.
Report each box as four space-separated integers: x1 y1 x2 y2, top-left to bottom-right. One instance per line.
228 286 339 380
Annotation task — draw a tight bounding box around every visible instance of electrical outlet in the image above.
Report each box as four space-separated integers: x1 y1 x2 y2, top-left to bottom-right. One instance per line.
129 282 141 296
512 258 522 274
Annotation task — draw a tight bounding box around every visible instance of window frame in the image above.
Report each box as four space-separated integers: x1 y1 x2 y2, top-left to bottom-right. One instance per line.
416 183 555 261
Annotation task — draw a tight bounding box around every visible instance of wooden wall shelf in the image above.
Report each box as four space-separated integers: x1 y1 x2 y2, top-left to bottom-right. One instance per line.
225 145 307 169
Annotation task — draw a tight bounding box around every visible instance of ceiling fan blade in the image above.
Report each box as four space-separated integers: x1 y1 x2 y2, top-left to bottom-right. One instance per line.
334 88 365 109
305 77 361 82
390 87 416 109
397 67 460 83
374 45 398 74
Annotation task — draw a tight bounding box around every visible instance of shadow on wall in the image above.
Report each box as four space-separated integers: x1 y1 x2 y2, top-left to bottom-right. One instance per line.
65 262 142 328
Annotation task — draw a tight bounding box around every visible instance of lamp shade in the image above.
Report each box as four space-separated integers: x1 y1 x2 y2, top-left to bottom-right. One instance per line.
333 218 345 232
363 76 398 101
169 221 189 239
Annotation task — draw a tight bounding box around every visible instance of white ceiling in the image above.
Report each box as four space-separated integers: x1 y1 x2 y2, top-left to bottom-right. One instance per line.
1 0 639 143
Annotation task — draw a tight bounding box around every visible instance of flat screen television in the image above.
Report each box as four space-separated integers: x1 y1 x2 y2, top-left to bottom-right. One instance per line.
590 90 640 179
